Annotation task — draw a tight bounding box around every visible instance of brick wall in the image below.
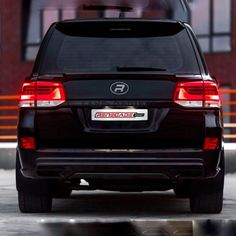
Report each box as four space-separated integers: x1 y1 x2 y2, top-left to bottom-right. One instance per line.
205 0 236 87
204 0 236 126
0 0 33 96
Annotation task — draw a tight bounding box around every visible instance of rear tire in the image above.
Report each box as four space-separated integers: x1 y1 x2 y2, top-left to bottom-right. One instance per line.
18 191 52 213
190 191 223 214
16 152 53 213
190 152 224 213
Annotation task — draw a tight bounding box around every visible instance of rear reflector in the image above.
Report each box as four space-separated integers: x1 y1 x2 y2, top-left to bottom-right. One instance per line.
19 81 65 108
204 137 219 150
20 137 36 149
174 81 221 108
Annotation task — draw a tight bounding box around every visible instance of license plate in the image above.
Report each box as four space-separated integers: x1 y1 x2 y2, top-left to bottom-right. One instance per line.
91 109 148 121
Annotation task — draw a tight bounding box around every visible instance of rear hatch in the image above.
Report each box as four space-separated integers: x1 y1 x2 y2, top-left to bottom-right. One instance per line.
32 20 204 149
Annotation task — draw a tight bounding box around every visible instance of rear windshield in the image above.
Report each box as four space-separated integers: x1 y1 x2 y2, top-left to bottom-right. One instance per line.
39 21 200 75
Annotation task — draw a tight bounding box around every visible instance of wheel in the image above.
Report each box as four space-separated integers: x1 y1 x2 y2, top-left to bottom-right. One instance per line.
18 191 52 213
190 152 225 213
16 152 53 213
173 181 191 198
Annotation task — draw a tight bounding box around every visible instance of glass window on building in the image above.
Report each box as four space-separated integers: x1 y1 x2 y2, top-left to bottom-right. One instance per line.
22 0 190 61
188 0 232 53
22 0 78 61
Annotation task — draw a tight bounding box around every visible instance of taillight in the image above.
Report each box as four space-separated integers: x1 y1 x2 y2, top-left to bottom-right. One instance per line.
174 81 221 108
19 81 65 108
19 82 36 107
20 137 36 149
204 137 219 150
204 82 221 108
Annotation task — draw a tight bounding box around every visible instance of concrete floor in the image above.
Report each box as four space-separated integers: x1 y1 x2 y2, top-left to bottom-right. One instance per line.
0 170 235 235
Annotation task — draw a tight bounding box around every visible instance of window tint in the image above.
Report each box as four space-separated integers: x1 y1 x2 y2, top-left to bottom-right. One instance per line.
39 24 200 75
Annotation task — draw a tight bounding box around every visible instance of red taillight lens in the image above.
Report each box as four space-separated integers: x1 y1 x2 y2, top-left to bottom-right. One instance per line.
174 81 221 108
204 82 221 108
19 82 36 107
174 81 204 107
19 81 65 108
20 137 36 149
204 137 219 150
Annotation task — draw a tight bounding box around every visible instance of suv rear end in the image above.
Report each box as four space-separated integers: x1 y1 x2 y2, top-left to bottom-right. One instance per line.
16 19 224 213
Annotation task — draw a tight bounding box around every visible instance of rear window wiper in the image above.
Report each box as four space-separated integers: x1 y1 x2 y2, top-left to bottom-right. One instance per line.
116 66 167 72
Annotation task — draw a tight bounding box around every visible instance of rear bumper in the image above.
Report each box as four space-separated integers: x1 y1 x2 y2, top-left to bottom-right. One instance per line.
18 148 222 181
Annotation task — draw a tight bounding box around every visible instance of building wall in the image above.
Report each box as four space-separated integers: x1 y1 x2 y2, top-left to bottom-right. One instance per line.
0 0 33 95
205 0 235 87
204 0 236 127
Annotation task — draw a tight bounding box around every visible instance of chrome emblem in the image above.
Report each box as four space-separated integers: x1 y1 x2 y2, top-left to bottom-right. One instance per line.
110 82 129 95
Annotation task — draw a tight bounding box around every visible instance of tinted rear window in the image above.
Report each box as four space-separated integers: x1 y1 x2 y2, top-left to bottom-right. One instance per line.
39 21 200 75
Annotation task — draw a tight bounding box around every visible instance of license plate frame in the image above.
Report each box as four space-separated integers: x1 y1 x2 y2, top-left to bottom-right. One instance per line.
91 109 148 121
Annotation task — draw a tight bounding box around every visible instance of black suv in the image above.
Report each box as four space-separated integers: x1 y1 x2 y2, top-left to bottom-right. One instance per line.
16 19 224 213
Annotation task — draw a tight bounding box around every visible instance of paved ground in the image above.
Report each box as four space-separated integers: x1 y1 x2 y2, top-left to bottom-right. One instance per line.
0 170 236 235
